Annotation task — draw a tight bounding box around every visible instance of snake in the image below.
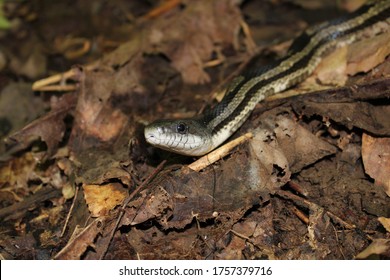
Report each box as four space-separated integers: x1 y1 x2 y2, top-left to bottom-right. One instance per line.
144 0 390 156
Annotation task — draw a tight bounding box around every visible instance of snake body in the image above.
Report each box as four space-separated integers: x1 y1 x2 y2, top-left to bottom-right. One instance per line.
145 0 390 156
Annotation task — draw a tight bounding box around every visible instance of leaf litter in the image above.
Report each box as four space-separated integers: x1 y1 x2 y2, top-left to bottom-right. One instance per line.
0 0 389 260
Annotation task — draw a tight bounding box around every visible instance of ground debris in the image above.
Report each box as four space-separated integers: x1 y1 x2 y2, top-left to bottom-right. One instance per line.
0 0 390 260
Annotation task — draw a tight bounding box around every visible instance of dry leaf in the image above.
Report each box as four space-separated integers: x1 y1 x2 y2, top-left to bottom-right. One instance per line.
83 183 127 217
347 32 390 75
215 235 246 260
0 152 38 191
130 186 172 226
315 45 348 86
71 68 129 148
362 134 390 197
148 0 243 84
356 239 390 259
378 217 390 233
5 93 76 157
272 116 337 173
53 218 105 260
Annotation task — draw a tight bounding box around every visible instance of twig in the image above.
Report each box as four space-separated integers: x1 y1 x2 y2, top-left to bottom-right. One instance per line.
99 160 167 260
287 181 308 197
60 185 79 237
141 0 181 20
32 68 78 91
276 190 356 230
291 206 309 225
34 85 78 92
229 229 251 241
188 132 253 171
0 188 61 218
332 223 347 259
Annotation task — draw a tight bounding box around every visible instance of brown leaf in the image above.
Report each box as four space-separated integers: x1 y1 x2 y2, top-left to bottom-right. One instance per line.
272 116 337 173
362 134 390 196
5 93 76 157
69 68 129 152
314 45 348 86
347 32 390 75
291 78 390 136
74 147 133 186
307 207 332 258
215 235 246 260
126 147 279 229
53 218 105 260
130 186 172 225
148 0 243 84
249 127 290 181
120 226 204 259
83 183 127 217
0 152 38 191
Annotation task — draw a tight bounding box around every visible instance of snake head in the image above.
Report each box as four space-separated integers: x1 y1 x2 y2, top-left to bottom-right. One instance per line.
144 119 213 156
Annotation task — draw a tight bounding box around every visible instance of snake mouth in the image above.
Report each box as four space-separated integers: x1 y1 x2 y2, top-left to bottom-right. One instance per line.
144 131 160 145
144 125 211 156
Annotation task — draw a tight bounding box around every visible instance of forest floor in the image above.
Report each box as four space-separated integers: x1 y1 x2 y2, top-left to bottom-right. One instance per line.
0 0 389 260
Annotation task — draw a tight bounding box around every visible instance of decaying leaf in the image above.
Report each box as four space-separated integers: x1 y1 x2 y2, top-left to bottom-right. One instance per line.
5 93 76 157
215 234 247 260
147 0 243 84
215 204 276 260
74 146 134 186
69 68 129 152
307 207 332 258
54 218 105 260
362 133 390 197
289 78 390 149
127 150 284 229
271 115 337 173
0 152 39 192
129 186 172 226
83 183 127 217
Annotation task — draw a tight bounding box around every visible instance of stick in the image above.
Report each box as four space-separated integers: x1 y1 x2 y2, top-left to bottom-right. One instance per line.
188 132 253 171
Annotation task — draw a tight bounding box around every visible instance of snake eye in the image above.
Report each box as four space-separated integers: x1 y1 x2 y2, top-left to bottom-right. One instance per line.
176 122 188 134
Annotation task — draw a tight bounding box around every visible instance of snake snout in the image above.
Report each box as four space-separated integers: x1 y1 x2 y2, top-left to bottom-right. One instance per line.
144 127 159 145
